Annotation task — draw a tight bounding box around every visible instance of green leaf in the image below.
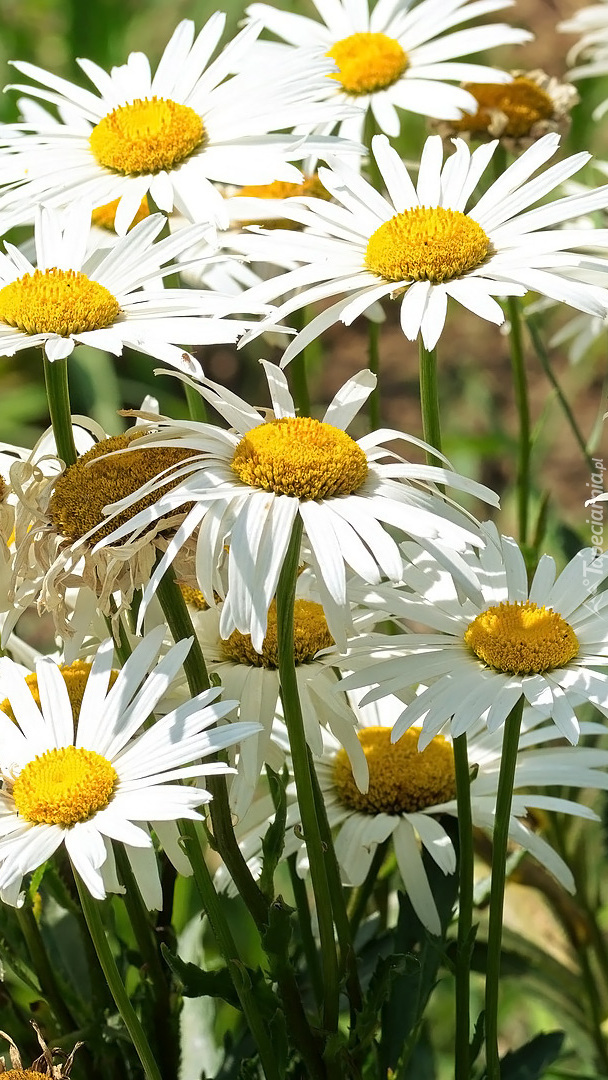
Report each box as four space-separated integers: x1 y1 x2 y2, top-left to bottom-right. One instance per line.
351 952 416 1054
480 1031 565 1080
260 896 294 960
470 1010 485 1069
260 765 288 899
162 946 243 1009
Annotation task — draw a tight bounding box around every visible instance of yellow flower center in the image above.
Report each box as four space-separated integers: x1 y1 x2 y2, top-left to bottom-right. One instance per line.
89 97 205 175
365 207 490 284
0 662 119 726
222 599 334 669
237 175 331 229
179 583 210 610
12 745 117 827
0 1072 41 1079
454 77 554 138
327 32 407 95
49 432 199 541
334 727 456 814
0 268 120 337
91 195 150 231
231 417 368 500
464 600 579 675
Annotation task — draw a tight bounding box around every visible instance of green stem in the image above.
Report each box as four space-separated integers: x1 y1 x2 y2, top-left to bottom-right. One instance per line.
484 698 525 1079
43 354 77 467
291 308 312 417
154 563 269 928
507 297 530 548
526 315 593 469
363 110 384 194
453 733 474 1080
368 319 381 431
418 340 442 465
276 517 340 1033
16 904 77 1034
287 853 323 1009
184 382 208 422
75 874 163 1080
181 820 282 1080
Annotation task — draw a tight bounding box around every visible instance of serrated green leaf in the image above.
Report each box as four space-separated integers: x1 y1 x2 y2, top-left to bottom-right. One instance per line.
161 944 242 1009
261 896 293 959
352 952 416 1054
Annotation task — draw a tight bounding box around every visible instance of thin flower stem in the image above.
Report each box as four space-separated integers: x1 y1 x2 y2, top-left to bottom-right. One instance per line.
291 308 312 417
484 697 525 1079
43 353 77 467
453 732 474 1080
287 853 324 1009
276 516 340 1033
16 904 77 1034
507 296 531 547
418 340 443 467
525 315 593 470
75 874 163 1080
184 382 208 422
180 820 283 1080
368 319 381 431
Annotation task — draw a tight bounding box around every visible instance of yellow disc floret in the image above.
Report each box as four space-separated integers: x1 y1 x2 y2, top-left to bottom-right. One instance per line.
12 745 117 827
464 600 579 675
327 32 407 95
222 599 334 668
231 417 368 500
0 268 120 337
365 207 490 284
334 726 456 814
454 77 554 138
90 97 205 175
92 195 150 231
0 1072 43 1079
49 431 198 541
238 175 329 202
0 662 119 726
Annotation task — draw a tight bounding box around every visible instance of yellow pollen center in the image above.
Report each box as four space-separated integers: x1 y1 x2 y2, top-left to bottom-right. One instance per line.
238 175 329 202
12 745 117 827
334 727 456 814
0 268 120 337
464 600 579 675
49 432 199 541
89 96 205 175
454 77 554 138
0 662 119 726
365 206 490 284
0 1072 41 1079
231 417 368 500
92 195 150 231
327 32 407 95
179 583 210 610
222 599 334 669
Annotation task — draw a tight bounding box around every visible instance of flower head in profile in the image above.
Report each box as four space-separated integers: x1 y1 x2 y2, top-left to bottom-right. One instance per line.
218 696 608 934
340 523 608 747
0 626 259 905
431 70 578 153
235 131 608 359
0 203 251 371
93 362 497 651
560 2 608 117
244 0 532 143
0 16 361 233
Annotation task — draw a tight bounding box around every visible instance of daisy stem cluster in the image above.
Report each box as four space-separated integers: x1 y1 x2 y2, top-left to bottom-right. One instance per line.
418 341 443 467
453 733 474 1080
43 354 77 467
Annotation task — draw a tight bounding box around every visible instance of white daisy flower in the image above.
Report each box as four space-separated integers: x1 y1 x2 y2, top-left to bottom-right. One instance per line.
92 362 498 651
0 16 362 234
234 131 608 360
244 0 532 143
0 202 258 372
338 523 608 748
0 626 260 906
219 697 608 935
